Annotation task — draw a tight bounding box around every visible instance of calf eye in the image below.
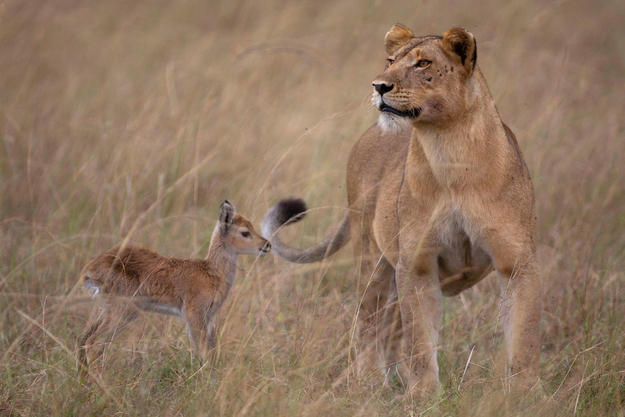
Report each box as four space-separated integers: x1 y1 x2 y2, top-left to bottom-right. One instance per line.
241 231 251 238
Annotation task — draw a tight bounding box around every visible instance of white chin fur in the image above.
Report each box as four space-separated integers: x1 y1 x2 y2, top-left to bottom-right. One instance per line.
377 113 412 134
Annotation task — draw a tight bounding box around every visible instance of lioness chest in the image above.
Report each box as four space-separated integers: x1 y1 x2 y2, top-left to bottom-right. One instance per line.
348 126 493 295
372 183 492 295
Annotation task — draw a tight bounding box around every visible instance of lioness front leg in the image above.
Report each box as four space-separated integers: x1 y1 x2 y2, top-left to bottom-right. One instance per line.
493 248 541 390
395 245 442 396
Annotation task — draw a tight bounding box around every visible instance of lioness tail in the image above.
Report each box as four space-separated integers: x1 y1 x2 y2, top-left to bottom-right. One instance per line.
261 198 350 263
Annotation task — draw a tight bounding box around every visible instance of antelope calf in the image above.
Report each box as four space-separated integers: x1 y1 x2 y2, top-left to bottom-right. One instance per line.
78 200 270 369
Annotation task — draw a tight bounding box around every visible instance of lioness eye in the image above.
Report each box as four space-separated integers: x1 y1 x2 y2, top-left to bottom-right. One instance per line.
386 58 394 65
241 231 251 238
416 60 431 68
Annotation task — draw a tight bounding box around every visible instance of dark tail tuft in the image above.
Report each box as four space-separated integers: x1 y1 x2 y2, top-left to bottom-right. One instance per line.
261 197 350 263
275 198 307 225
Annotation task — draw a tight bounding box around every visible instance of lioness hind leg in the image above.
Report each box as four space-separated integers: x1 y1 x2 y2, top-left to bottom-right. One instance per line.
381 274 404 387
353 252 394 377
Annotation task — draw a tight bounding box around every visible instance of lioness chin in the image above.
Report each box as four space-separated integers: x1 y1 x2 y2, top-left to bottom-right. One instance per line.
263 24 540 397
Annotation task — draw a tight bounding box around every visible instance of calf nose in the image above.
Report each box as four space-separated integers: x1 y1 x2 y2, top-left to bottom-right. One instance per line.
373 81 393 96
263 241 272 252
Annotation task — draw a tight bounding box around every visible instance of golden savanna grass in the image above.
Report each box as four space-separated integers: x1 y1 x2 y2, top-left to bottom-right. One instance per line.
1 0 624 415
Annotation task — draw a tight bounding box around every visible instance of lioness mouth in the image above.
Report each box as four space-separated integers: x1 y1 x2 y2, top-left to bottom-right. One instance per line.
380 102 421 118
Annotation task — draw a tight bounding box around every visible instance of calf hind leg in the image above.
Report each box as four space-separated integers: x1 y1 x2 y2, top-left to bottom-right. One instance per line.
78 306 108 373
78 303 139 373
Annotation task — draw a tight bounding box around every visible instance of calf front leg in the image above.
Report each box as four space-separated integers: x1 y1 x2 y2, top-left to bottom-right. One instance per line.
183 298 218 361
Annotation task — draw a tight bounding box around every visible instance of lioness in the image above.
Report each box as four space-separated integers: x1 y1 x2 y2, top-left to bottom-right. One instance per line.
263 25 540 395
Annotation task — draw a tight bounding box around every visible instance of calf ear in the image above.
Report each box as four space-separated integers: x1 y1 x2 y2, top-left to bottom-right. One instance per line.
442 27 477 74
385 23 415 55
219 200 235 230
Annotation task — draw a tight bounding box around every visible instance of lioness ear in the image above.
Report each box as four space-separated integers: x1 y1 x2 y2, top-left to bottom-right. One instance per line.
442 27 477 74
385 24 415 55
219 200 235 230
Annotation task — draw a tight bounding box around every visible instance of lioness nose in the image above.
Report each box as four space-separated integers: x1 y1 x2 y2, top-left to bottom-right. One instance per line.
373 81 393 96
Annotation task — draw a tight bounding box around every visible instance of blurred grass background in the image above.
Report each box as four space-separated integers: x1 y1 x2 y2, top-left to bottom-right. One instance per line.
1 0 624 415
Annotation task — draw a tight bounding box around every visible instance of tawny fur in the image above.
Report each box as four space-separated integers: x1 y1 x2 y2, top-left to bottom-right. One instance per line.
263 25 541 396
78 200 270 370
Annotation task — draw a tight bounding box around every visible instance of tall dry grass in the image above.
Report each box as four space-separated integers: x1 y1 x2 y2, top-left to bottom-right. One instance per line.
1 0 624 415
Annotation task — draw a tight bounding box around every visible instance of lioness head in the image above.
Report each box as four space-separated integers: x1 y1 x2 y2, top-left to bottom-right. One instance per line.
372 24 477 132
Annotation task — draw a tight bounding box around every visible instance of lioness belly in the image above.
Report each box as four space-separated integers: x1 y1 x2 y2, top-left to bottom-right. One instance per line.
438 241 493 297
433 205 494 296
